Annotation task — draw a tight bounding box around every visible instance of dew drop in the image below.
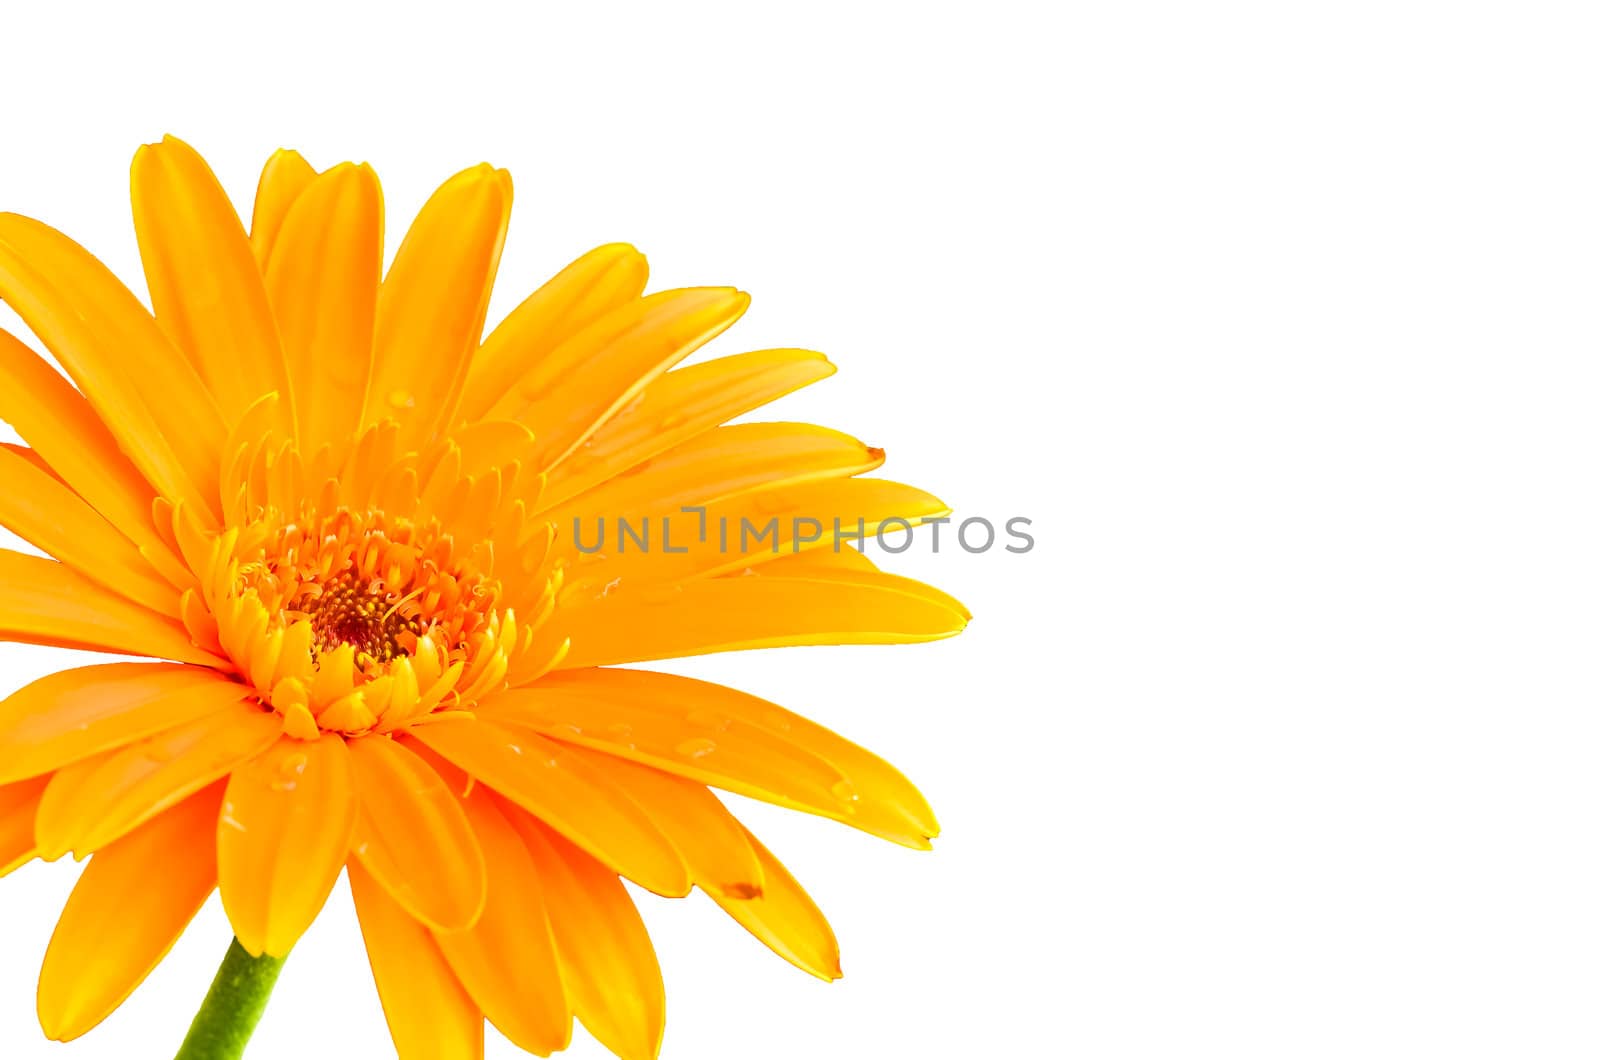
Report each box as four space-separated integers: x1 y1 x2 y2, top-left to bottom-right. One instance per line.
831 780 860 807
676 737 716 759
271 752 309 792
387 388 416 410
686 708 732 732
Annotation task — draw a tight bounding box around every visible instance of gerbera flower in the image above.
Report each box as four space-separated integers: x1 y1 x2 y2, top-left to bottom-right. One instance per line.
0 136 968 1059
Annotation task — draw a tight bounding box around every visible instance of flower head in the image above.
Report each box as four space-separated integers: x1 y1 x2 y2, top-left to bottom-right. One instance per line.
0 136 967 1058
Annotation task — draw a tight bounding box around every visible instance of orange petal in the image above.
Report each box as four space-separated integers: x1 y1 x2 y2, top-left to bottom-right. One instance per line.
35 701 282 858
542 422 883 523
558 748 762 898
0 775 51 876
266 162 384 455
131 135 293 430
218 733 356 957
37 785 222 1041
502 667 936 847
714 826 841 981
0 444 178 615
458 242 649 423
746 544 879 575
489 288 750 467
365 164 511 448
0 551 224 668
540 348 834 510
349 859 483 1060
482 679 850 836
432 789 569 1056
409 720 688 897
0 663 246 784
250 149 318 266
548 568 968 670
509 812 664 1060
0 330 179 575
0 212 223 521
348 735 486 933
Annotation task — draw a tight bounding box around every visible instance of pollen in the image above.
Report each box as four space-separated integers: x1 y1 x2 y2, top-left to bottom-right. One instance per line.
293 573 424 669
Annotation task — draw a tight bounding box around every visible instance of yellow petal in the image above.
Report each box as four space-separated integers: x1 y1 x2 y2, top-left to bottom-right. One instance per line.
0 444 178 615
0 212 223 520
131 135 293 430
0 775 51 876
540 348 834 510
348 734 486 933
349 859 484 1060
509 812 664 1060
0 662 246 784
408 720 688 897
714 826 841 981
432 788 569 1056
458 242 649 423
266 162 384 455
365 164 511 448
0 550 224 668
490 288 750 467
250 148 318 266
542 422 883 523
549 568 969 670
37 785 221 1041
218 734 356 957
560 749 763 897
35 701 282 858
0 329 180 575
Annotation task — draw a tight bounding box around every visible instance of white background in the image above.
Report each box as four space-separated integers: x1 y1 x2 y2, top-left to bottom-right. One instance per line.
0 2 1596 1058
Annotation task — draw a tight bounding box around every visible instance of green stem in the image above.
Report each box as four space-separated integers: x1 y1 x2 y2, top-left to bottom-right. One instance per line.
173 938 287 1060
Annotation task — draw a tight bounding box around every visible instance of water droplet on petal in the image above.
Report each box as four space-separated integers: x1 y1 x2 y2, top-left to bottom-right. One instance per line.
387 388 416 410
271 751 309 792
686 708 731 731
676 737 716 760
831 779 860 807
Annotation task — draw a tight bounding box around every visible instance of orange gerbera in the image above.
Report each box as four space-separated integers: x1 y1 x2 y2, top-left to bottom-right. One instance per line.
0 136 967 1059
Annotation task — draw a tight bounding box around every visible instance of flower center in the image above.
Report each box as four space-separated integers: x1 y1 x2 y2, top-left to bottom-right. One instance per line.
207 506 524 738
292 573 424 670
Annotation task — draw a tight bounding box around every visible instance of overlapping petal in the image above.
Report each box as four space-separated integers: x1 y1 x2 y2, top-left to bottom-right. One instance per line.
132 135 293 430
350 859 484 1060
348 734 486 932
509 813 665 1060
218 734 356 957
433 788 569 1055
37 785 223 1041
409 719 688 897
0 663 247 784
